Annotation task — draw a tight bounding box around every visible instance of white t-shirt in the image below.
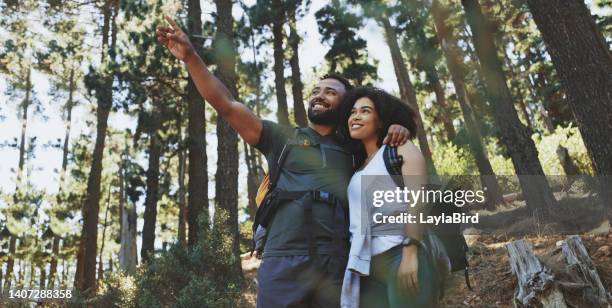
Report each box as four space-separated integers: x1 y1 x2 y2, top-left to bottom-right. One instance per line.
347 145 404 256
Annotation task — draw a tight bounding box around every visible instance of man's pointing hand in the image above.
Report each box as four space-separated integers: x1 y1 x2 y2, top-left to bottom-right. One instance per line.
156 16 196 62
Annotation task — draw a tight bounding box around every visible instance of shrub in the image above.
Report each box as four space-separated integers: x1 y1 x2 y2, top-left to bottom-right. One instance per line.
93 212 244 307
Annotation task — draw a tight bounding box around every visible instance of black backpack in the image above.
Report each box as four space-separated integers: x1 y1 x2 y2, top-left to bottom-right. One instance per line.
382 145 472 295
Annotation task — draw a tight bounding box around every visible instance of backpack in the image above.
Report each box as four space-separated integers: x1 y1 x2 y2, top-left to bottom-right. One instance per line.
251 128 350 279
382 145 472 298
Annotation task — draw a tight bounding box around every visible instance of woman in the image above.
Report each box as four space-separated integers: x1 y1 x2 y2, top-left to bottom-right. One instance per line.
338 87 439 308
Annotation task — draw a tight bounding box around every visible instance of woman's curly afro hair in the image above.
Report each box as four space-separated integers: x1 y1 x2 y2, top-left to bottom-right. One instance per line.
337 87 418 168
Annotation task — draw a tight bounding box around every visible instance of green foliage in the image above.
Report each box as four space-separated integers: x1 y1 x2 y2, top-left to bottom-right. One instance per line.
133 214 243 307
315 0 378 85
432 143 477 175
92 272 138 308
239 219 253 254
533 125 595 175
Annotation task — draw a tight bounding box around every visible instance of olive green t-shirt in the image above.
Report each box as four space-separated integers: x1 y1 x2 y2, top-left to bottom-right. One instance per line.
255 120 354 257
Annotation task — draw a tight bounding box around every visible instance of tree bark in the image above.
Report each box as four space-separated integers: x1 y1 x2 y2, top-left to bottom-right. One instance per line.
49 69 74 288
526 0 612 216
506 239 568 307
118 151 137 273
431 77 457 142
4 236 16 289
503 51 534 132
141 104 162 262
5 69 31 290
244 140 262 220
176 111 187 247
272 0 290 126
213 0 244 278
288 9 307 127
431 0 505 207
75 0 118 294
16 69 30 186
381 15 437 175
461 0 556 216
186 0 209 247
560 235 609 306
98 188 111 281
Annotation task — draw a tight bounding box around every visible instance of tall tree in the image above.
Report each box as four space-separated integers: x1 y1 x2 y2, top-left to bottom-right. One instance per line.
76 0 119 294
0 0 42 290
37 7 87 285
117 136 144 273
252 0 291 125
526 0 612 211
316 0 378 84
397 1 457 142
431 0 505 206
236 11 269 220
379 11 437 175
461 0 556 215
175 109 187 246
288 0 308 127
186 0 210 247
140 98 162 262
212 0 243 278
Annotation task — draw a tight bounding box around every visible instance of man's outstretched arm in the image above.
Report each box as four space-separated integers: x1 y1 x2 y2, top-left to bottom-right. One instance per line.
157 16 262 145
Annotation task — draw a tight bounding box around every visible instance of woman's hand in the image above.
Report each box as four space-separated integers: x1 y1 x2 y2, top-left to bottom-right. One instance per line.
156 16 196 63
397 245 419 294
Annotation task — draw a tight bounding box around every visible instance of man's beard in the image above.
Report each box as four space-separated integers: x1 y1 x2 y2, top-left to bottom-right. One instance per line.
307 106 339 125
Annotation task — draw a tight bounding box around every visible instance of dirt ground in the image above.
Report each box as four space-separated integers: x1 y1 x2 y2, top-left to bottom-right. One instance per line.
240 230 611 307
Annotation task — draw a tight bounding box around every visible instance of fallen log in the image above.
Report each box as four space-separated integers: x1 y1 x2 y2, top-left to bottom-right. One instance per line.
560 235 610 307
506 239 567 307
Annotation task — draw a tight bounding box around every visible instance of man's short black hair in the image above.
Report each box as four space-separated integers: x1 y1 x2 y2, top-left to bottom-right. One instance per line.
321 73 354 91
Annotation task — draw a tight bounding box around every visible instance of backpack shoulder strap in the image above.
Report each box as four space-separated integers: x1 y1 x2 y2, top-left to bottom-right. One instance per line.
383 145 405 188
267 128 301 190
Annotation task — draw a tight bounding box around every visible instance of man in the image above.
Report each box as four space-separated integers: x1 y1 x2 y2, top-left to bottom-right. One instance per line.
157 16 410 307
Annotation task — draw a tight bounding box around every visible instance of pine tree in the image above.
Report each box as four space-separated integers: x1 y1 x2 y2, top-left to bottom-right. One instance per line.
526 0 612 212
76 0 119 294
212 0 243 279
461 0 556 216
316 0 378 84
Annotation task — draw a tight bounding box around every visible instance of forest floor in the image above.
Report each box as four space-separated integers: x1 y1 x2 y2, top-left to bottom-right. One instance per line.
240 224 611 307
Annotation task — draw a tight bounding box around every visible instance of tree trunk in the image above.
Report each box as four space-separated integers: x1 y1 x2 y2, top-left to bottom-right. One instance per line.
47 236 60 288
4 236 16 289
119 151 137 273
177 111 187 247
560 235 609 306
503 52 534 132
5 70 30 290
15 69 31 187
98 187 111 281
431 77 456 142
431 0 505 207
526 0 612 217
186 0 209 247
506 240 568 307
141 104 162 262
381 15 437 175
461 0 556 216
244 140 262 221
404 5 457 143
288 9 307 127
38 265 47 289
213 0 243 279
50 69 74 288
272 0 290 126
59 68 75 188
76 0 118 294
